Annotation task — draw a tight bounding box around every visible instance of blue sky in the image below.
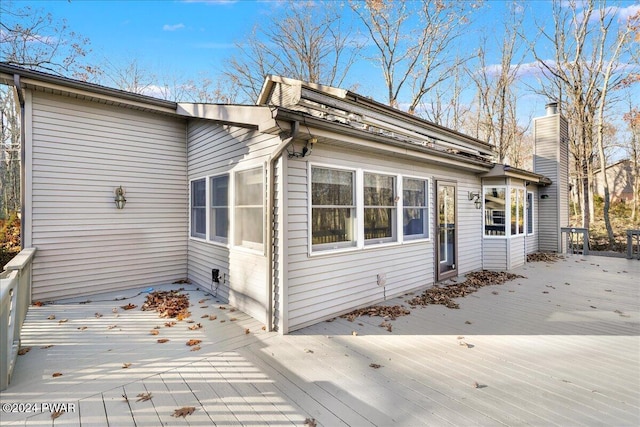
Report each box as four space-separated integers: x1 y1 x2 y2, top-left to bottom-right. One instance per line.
6 0 640 136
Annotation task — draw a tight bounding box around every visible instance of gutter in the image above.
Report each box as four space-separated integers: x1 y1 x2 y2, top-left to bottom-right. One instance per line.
13 74 26 250
266 120 299 332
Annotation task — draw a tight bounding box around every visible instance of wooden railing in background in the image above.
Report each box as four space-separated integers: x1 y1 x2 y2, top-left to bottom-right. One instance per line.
1 247 36 391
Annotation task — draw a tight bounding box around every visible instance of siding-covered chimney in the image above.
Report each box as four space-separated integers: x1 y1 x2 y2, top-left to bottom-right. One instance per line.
534 102 569 252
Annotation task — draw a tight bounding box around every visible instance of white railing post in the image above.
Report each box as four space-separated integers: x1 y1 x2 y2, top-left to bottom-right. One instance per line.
0 247 37 391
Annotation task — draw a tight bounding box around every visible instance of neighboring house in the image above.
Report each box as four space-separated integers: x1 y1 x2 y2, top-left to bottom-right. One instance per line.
593 159 636 203
0 64 568 333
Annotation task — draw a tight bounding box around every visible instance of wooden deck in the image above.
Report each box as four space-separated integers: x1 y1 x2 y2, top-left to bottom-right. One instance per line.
1 254 638 426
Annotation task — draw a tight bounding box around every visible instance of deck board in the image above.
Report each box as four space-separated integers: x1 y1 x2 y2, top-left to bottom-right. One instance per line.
1 255 638 426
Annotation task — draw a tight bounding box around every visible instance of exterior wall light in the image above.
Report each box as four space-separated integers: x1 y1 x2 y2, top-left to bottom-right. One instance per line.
114 186 127 209
468 191 482 209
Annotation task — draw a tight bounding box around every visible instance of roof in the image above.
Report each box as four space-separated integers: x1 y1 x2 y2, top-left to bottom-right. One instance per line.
481 164 552 185
0 62 178 114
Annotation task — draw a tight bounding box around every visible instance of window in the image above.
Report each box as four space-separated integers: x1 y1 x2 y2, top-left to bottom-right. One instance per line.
210 175 229 243
191 179 206 239
511 188 525 236
526 191 534 235
364 173 396 243
403 177 429 239
484 187 506 236
311 167 356 250
234 167 264 249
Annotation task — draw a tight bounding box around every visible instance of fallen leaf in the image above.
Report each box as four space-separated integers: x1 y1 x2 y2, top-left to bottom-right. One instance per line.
52 372 63 377
51 411 63 420
200 305 208 309
95 312 103 318
261 326 266 330
58 319 68 324
304 418 317 427
41 344 54 349
47 314 56 320
245 328 250 334
198 298 210 304
473 381 479 388
220 320 226 323
219 306 226 310
190 345 201 351
369 363 382 369
122 363 132 369
352 331 358 336
209 315 217 321
157 338 169 343
230 317 237 322
200 314 209 319
136 392 153 402
465 321 472 325
165 321 177 327
107 325 118 330
188 323 203 330
150 330 159 335
177 312 191 321
34 301 44 307
172 406 196 418
186 339 202 346
77 326 88 331
18 347 31 355
121 303 137 310
229 308 236 312
112 307 118 313
304 348 314 353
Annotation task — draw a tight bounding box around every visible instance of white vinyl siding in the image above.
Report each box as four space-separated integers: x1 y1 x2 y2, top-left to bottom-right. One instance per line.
286 144 483 332
27 91 188 300
534 113 569 252
186 119 279 325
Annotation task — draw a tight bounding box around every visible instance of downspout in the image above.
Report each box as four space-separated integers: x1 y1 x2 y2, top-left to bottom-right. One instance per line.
13 74 26 250
266 120 299 332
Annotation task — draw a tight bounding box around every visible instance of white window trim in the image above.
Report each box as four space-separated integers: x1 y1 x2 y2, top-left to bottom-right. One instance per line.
308 162 431 256
232 164 266 254
189 177 207 241
401 174 431 241
526 191 535 236
209 173 230 245
483 184 527 239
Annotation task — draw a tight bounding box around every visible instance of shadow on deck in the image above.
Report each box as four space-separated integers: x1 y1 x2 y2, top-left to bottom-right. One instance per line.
1 255 639 426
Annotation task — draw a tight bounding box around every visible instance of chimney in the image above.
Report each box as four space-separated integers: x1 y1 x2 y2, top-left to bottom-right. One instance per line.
533 101 569 252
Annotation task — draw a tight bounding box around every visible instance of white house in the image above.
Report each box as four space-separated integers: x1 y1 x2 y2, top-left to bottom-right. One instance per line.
0 64 568 333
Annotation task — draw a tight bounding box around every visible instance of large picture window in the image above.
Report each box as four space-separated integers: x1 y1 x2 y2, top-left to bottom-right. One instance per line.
191 179 206 239
234 167 264 249
210 175 229 243
403 177 429 239
311 167 356 249
364 173 396 243
484 187 506 236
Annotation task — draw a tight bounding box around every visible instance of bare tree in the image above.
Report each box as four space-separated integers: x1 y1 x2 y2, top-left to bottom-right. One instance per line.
530 0 639 232
350 0 480 116
468 2 528 163
0 1 95 224
224 0 362 103
623 105 640 222
0 1 95 80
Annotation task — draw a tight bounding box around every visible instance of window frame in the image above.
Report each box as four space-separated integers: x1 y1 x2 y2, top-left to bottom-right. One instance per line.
511 187 525 236
483 184 528 239
309 164 357 253
209 174 229 244
526 191 535 236
363 171 397 245
233 165 265 252
308 162 431 255
190 178 207 240
402 176 430 241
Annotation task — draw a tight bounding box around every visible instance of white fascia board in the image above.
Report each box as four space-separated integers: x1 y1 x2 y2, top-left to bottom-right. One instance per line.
177 103 276 131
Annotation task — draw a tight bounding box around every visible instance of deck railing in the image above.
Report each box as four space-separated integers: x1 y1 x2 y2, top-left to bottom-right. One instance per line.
560 227 589 255
1 247 36 391
627 230 640 260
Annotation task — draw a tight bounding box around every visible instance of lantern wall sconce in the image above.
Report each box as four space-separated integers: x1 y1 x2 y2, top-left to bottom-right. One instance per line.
114 186 127 209
468 191 482 209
